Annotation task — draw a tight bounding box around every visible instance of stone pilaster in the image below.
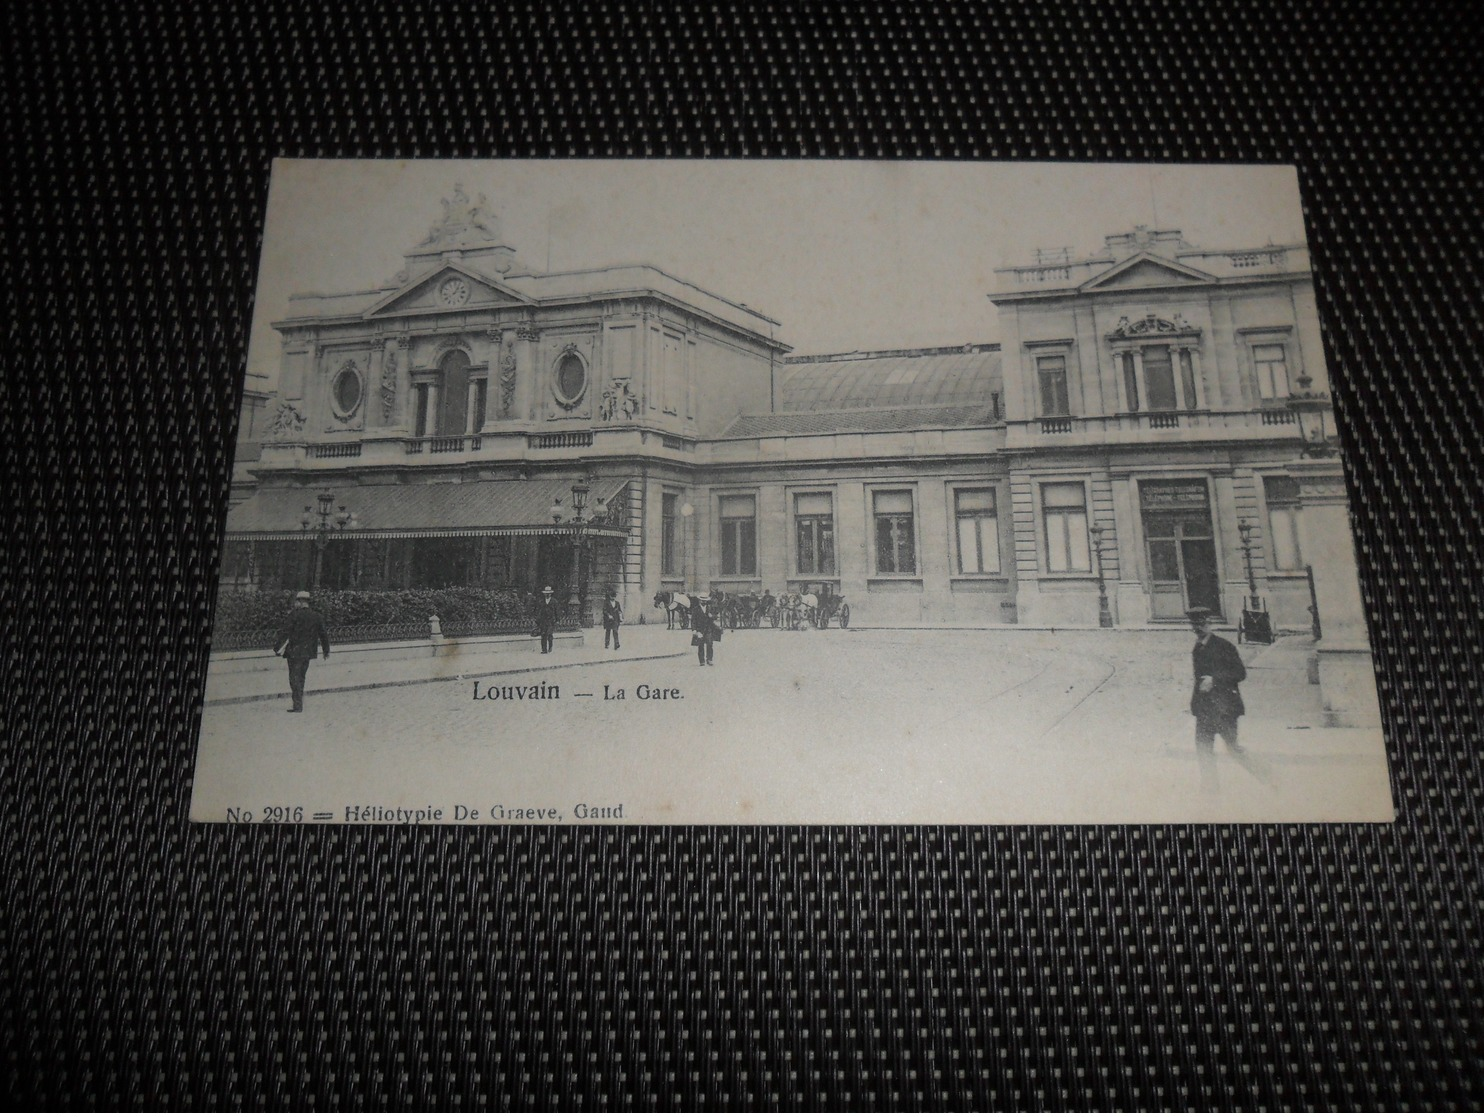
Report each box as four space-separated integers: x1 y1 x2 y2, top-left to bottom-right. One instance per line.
394 334 412 432
1289 457 1381 727
516 325 541 421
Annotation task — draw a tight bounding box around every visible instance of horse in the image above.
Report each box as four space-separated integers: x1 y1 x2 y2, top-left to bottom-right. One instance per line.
723 593 762 629
653 590 694 630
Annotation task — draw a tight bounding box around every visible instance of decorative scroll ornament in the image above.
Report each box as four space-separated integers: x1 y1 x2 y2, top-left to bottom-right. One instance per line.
1112 312 1196 338
433 333 474 358
499 336 518 418
380 346 399 423
599 379 641 422
265 398 307 440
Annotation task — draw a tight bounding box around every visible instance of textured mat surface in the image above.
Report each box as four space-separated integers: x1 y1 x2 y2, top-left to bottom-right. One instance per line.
4 0 1481 1107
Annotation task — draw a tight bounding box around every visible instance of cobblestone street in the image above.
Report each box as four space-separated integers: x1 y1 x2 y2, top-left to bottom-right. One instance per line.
192 627 1392 824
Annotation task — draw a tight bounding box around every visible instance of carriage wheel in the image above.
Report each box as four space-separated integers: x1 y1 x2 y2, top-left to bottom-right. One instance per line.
839 604 851 628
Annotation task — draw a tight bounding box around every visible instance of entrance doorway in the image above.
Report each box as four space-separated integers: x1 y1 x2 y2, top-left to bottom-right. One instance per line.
1140 480 1222 619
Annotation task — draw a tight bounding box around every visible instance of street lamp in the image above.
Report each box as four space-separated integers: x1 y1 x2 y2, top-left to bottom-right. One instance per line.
1286 370 1337 457
300 490 358 589
1089 523 1114 629
1236 519 1273 644
548 475 610 615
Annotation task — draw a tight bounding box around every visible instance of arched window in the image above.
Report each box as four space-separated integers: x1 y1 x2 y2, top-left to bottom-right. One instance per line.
437 349 471 434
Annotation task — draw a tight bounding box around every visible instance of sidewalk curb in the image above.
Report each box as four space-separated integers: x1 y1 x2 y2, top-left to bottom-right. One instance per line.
204 651 690 707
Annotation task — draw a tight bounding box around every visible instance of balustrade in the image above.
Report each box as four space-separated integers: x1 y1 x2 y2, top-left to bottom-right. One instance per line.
402 434 483 454
529 431 595 449
309 443 362 459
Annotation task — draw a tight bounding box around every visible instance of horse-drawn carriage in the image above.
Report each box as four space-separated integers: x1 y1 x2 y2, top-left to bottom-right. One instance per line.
655 585 850 630
801 584 850 628
719 592 766 630
766 585 850 629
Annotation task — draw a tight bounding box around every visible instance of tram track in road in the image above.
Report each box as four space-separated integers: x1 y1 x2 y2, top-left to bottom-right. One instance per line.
1037 653 1120 739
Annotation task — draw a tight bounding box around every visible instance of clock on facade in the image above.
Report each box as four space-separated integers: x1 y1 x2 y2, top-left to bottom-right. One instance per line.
436 277 471 307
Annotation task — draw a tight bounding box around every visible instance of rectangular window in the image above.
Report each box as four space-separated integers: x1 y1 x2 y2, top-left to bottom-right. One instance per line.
954 489 1000 575
1121 352 1139 412
1038 356 1070 416
794 493 835 575
1179 350 1198 409
1143 346 1177 411
468 379 488 433
413 383 432 437
719 494 757 576
1042 482 1091 573
661 493 679 576
874 490 917 575
1254 343 1290 399
1263 475 1303 570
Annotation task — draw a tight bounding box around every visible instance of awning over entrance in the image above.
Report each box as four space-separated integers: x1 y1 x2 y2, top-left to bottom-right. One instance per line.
225 477 632 541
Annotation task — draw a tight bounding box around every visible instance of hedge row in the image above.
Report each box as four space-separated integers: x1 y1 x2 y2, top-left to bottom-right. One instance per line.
215 587 532 633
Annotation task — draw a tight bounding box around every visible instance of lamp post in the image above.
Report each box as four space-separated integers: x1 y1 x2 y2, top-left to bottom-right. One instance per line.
300 491 358 589
548 475 609 620
1237 519 1259 599
1236 518 1273 644
680 499 695 588
1089 523 1114 629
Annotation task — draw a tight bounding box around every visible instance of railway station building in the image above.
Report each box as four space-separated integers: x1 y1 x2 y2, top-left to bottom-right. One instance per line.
223 189 1332 631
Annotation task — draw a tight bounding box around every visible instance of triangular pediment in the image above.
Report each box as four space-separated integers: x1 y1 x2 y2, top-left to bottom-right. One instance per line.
1081 252 1216 292
364 261 533 319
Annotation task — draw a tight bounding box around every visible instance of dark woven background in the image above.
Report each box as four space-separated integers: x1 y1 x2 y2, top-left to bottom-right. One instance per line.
5 0 1481 1108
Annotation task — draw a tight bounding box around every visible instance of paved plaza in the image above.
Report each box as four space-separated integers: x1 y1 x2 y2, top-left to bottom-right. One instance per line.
191 626 1393 825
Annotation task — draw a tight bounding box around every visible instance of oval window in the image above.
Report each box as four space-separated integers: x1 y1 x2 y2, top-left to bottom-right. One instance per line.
556 352 587 404
333 365 363 416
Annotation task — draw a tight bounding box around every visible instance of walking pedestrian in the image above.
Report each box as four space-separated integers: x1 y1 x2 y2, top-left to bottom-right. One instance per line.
1187 606 1248 787
274 590 330 713
691 593 719 667
602 590 623 650
535 586 558 654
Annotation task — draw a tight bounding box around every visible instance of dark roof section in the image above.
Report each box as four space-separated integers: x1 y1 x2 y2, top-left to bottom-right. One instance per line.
225 477 630 538
721 404 996 439
779 343 1001 411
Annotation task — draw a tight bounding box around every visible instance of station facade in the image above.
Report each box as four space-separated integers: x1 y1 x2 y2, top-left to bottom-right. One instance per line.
224 190 1330 631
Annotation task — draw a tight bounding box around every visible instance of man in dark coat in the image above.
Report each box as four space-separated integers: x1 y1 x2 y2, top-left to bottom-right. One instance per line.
691 594 719 666
274 590 331 713
602 590 623 650
535 586 559 654
1188 606 1247 760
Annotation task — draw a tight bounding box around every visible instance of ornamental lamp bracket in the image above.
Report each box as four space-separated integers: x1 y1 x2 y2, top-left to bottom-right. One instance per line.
1286 371 1338 457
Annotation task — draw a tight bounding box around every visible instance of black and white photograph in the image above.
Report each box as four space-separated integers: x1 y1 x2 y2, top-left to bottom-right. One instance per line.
190 159 1393 824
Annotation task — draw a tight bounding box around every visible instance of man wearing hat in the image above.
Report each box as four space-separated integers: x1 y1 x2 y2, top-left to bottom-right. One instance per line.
690 592 719 666
274 590 331 713
602 589 624 651
1188 606 1248 772
535 586 559 654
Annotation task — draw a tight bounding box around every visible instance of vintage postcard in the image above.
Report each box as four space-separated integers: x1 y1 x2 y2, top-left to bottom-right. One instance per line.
190 159 1393 824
